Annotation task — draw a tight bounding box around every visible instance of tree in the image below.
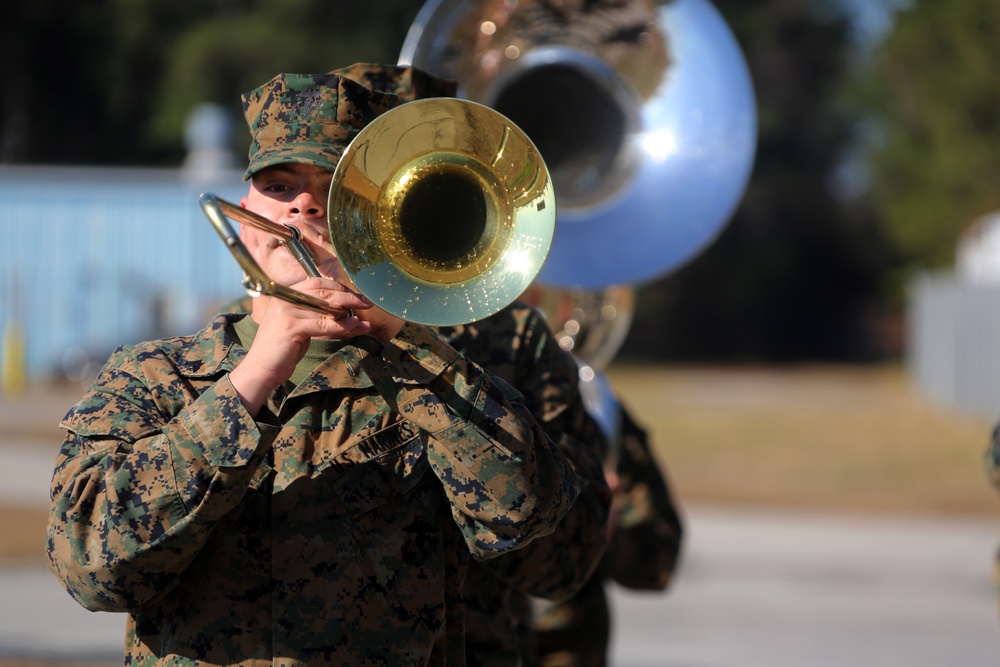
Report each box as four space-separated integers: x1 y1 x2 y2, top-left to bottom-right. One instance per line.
0 1 419 166
858 0 1000 279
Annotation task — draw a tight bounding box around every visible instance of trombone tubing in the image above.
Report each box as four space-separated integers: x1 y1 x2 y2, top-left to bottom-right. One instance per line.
200 193 351 319
212 196 323 279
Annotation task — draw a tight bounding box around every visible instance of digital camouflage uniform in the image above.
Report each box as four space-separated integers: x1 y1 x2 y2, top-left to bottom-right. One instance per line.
46 314 581 666
45 66 587 666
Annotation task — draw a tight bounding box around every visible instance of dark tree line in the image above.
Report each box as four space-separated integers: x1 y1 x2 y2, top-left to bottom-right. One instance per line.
2 1 420 166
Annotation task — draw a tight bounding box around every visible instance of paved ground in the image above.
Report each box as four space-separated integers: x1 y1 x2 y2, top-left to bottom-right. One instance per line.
3 384 1000 665
4 497 999 665
609 505 1000 667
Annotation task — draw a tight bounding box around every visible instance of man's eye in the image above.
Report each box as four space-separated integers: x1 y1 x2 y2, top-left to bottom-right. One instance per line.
264 183 292 194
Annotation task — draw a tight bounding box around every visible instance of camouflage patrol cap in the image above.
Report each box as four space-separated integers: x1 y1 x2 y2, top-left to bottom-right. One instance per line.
240 72 404 180
330 63 458 102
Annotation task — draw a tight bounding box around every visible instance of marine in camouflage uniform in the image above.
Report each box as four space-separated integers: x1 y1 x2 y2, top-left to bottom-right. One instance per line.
45 65 591 666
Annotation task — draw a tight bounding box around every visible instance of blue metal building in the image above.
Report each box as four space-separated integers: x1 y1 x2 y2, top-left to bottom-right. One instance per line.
0 164 248 383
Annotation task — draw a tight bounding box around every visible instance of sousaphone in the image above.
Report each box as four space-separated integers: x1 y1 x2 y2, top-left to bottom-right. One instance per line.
400 0 758 289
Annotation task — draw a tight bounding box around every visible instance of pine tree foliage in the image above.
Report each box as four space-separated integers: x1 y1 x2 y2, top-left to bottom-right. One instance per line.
860 0 1000 272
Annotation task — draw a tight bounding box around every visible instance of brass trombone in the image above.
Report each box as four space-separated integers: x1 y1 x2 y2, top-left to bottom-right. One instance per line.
200 194 343 317
201 98 556 326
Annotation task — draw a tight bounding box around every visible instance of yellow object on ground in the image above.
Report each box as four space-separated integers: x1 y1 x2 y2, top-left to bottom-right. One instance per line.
1 321 26 398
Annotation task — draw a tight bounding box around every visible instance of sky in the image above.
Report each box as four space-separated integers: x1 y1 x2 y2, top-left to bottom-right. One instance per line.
833 0 912 52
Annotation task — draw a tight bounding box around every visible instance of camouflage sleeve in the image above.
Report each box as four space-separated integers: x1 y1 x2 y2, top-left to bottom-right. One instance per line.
481 414 610 601
604 404 684 590
360 322 582 559
45 344 274 613
471 312 612 601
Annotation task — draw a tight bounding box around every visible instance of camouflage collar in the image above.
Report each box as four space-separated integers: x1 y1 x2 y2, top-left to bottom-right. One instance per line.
288 335 380 397
179 313 377 392
171 313 247 379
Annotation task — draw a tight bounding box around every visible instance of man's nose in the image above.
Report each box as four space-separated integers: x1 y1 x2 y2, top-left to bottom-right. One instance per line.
288 190 325 218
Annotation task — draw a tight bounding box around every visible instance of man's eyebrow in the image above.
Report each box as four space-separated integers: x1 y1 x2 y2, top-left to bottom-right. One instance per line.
262 164 297 176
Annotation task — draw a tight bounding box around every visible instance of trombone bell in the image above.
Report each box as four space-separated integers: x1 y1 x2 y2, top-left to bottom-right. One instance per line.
329 97 555 326
381 155 511 285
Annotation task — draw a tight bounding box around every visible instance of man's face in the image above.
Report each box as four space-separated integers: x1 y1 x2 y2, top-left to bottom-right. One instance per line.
240 163 345 286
